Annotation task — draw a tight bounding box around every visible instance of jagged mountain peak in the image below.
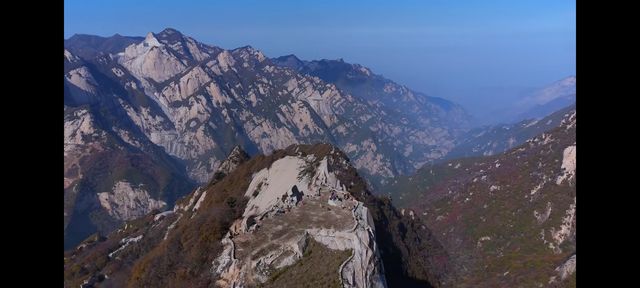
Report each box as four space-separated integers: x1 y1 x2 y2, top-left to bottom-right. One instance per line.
140 28 222 63
274 55 374 79
272 54 307 71
231 45 266 62
234 44 254 50
277 54 301 61
215 145 250 176
272 53 470 136
274 56 402 90
154 28 186 44
159 27 182 35
142 32 163 47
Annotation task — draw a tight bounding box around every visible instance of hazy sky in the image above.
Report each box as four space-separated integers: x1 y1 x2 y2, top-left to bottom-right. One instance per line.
64 0 576 119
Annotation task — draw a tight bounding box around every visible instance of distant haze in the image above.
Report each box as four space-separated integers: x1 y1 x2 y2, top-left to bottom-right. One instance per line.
64 0 575 121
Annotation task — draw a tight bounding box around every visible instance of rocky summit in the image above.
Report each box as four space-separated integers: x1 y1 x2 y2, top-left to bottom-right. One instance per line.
64 144 451 288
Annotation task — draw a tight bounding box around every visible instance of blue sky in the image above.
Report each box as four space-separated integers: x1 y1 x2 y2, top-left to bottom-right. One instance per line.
64 0 575 119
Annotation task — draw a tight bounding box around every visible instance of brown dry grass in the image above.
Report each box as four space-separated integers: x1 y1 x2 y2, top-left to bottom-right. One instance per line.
261 238 351 288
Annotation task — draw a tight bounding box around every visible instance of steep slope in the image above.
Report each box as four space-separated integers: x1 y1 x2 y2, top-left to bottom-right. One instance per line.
272 55 469 128
385 109 576 287
64 49 196 249
64 144 453 288
273 55 471 172
444 105 575 160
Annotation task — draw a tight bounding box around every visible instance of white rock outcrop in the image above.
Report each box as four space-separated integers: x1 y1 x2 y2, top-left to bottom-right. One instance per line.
213 156 386 287
549 254 576 284
308 203 386 288
97 181 166 221
118 32 187 83
65 67 98 94
64 108 102 150
556 145 576 185
548 197 576 253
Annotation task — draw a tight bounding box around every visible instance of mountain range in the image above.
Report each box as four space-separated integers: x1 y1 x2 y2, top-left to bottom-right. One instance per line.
64 28 470 248
64 28 576 288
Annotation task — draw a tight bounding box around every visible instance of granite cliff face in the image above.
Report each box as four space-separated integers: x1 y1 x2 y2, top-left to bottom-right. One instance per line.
272 55 471 176
64 28 469 247
64 80 194 249
212 153 386 288
64 144 451 288
65 28 469 184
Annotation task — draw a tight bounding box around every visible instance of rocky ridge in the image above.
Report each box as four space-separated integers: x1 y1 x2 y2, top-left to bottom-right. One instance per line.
64 144 452 288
